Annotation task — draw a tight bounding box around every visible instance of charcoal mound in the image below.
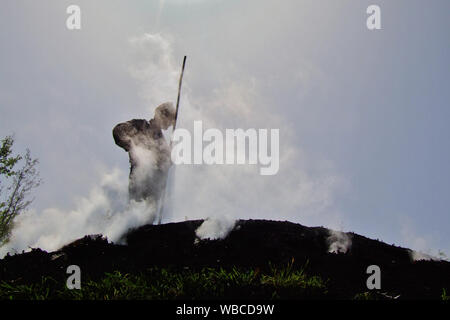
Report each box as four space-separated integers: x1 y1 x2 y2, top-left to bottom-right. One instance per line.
0 219 449 299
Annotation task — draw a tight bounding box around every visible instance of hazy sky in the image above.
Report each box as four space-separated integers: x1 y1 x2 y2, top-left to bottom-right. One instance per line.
1 0 449 256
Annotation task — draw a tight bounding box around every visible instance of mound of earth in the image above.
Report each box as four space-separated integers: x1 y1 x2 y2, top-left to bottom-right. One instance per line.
0 219 449 299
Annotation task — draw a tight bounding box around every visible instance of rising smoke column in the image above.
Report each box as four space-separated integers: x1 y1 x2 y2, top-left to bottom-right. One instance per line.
0 32 344 257
0 143 164 257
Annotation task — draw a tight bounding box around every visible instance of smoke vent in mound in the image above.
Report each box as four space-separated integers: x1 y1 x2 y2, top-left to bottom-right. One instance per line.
327 230 352 254
195 216 236 241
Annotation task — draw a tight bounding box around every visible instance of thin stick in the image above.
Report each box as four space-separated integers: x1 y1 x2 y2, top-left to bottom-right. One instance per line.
173 56 187 131
157 56 186 225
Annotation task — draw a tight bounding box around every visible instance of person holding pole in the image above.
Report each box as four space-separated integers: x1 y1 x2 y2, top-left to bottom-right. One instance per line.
112 56 186 224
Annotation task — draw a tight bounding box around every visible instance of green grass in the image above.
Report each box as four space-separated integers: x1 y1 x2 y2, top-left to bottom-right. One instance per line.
0 262 327 300
353 291 380 300
0 277 56 300
442 288 449 301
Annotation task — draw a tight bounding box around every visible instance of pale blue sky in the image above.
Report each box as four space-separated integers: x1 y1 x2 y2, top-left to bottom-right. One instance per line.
0 0 449 256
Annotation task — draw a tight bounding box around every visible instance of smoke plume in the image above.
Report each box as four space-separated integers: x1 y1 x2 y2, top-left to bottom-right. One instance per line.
0 32 343 257
0 137 166 257
327 230 352 254
195 216 236 241
409 250 442 262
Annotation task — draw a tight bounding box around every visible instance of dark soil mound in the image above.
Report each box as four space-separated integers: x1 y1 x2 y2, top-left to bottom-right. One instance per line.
0 219 449 299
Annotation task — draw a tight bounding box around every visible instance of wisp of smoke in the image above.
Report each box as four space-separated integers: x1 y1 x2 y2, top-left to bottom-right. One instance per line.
195 216 236 241
0 149 160 258
327 230 352 254
409 250 443 262
400 223 447 261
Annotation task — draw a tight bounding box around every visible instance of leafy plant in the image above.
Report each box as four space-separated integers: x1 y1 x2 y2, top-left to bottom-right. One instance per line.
0 135 41 245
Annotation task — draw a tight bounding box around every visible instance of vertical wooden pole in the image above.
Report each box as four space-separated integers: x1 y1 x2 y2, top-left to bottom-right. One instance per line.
173 55 187 131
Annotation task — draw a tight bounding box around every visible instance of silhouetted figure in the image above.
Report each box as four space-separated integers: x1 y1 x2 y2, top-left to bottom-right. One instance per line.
113 103 175 209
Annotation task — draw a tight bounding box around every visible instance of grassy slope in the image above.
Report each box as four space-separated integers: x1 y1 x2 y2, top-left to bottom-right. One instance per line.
0 260 328 300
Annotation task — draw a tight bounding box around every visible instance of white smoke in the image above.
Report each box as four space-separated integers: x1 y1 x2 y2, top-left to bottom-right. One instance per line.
195 216 236 241
327 230 352 254
409 250 442 262
0 128 171 257
400 222 447 261
0 32 344 257
127 33 344 229
131 145 158 179
0 168 157 257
